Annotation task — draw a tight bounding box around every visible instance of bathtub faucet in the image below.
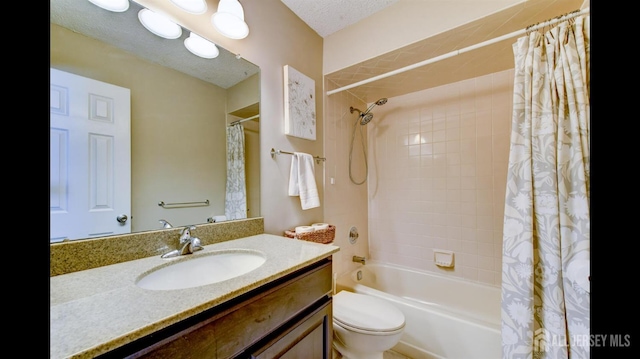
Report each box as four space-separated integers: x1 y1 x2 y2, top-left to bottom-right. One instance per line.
353 255 366 265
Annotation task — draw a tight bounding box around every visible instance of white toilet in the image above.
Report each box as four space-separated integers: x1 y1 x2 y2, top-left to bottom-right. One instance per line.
332 290 406 359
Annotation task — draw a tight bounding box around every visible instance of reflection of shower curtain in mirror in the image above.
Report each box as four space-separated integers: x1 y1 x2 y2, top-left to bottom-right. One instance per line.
225 124 247 220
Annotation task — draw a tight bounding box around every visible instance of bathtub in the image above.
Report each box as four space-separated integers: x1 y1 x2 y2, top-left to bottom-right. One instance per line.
335 261 501 359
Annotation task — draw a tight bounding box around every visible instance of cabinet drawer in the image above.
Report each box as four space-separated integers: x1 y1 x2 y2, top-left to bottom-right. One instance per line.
130 258 332 358
249 297 332 359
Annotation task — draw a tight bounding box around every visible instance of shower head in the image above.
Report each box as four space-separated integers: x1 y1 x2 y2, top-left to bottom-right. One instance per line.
360 113 374 125
366 98 388 111
350 107 374 125
362 98 388 117
349 98 388 125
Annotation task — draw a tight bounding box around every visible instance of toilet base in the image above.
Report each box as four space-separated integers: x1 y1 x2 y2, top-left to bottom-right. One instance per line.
333 335 384 359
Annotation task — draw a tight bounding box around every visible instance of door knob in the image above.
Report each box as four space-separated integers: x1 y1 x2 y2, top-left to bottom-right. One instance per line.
117 214 128 223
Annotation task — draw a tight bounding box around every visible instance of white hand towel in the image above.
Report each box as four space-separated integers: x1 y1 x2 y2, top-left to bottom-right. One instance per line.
288 152 320 210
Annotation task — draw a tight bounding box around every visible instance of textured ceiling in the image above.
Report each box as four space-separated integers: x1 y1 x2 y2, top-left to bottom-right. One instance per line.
280 0 399 37
50 0 259 89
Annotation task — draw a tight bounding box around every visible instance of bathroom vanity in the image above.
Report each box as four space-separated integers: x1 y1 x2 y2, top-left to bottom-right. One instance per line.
50 234 339 358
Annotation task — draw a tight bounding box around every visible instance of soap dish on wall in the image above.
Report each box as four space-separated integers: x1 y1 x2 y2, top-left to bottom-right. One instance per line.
434 249 454 268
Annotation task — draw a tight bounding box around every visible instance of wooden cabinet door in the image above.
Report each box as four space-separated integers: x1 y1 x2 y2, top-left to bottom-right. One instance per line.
250 298 332 359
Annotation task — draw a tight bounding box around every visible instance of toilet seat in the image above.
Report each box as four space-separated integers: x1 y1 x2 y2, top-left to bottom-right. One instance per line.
333 291 405 334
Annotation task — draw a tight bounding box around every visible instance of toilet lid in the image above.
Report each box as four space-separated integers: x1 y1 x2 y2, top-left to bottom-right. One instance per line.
333 291 405 332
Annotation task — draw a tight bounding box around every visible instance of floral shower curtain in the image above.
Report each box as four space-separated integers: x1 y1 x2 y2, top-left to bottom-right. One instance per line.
225 124 247 220
501 14 590 359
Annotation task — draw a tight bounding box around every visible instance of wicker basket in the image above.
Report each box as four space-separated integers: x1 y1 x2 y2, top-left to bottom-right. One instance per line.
284 225 335 244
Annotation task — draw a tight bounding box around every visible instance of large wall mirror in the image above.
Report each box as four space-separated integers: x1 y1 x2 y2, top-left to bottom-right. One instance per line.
50 0 261 242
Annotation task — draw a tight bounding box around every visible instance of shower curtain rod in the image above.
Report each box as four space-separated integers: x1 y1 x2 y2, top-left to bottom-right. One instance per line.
326 7 590 96
228 113 260 126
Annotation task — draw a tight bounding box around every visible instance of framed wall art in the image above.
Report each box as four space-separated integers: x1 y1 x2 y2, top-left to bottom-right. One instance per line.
283 65 316 140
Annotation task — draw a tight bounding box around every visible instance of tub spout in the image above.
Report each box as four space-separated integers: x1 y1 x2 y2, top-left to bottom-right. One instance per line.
353 255 366 265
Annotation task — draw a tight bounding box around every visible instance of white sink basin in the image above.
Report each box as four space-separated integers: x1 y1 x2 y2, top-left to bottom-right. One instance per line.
136 249 266 290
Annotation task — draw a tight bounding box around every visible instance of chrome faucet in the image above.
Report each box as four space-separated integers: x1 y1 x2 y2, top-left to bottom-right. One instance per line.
159 219 173 228
161 225 204 258
179 225 203 255
353 255 366 265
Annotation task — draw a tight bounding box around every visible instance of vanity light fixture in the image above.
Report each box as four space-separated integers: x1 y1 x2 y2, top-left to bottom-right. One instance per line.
138 8 183 39
169 0 207 14
87 0 129 12
184 32 220 59
211 0 249 39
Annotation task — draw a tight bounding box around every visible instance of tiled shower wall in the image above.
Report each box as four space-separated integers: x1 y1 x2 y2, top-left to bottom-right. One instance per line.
324 82 370 277
367 69 514 287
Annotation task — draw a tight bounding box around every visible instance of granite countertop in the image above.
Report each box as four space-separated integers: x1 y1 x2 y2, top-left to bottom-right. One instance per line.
50 234 340 359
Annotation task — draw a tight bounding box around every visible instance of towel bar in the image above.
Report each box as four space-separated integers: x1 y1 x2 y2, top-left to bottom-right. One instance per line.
158 199 210 208
270 148 326 164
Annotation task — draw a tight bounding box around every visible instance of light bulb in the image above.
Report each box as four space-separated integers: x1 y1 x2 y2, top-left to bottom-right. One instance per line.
211 0 249 39
184 32 220 59
87 0 129 12
138 8 182 39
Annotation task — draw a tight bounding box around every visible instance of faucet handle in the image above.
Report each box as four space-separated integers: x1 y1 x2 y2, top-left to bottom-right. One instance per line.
190 237 203 252
181 225 196 231
179 225 196 243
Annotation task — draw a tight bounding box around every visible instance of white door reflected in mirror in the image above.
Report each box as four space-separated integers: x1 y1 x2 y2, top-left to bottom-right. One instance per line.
50 68 132 242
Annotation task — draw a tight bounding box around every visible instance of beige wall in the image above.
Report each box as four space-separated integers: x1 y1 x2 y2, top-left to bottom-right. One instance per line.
227 73 260 114
323 82 370 276
136 0 326 235
244 127 260 219
51 23 229 232
233 0 325 236
323 0 522 74
365 69 514 286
